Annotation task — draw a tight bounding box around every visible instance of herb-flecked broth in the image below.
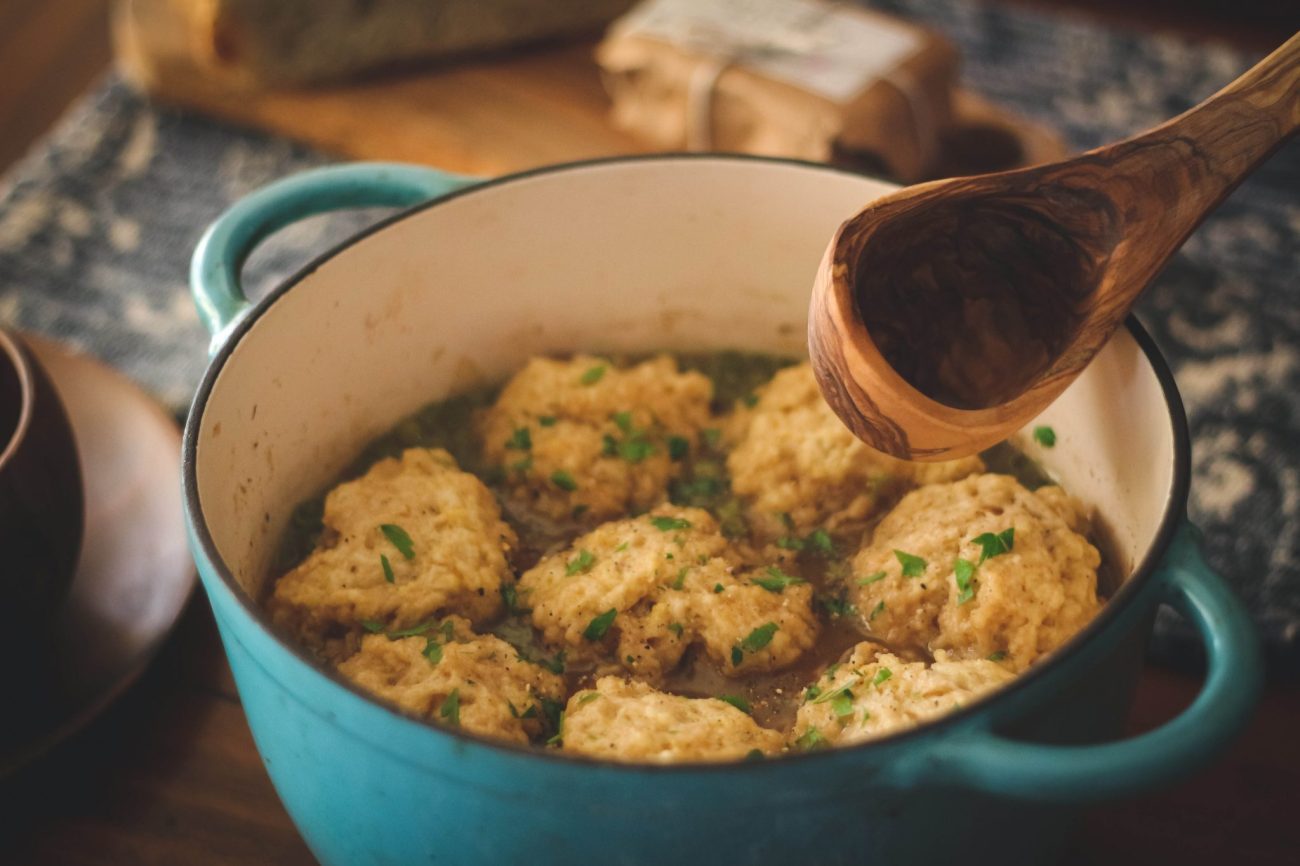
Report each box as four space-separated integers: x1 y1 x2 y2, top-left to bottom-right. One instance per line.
271 351 1111 747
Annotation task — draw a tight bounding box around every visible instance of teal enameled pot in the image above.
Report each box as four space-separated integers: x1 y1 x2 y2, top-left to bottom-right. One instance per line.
182 157 1261 866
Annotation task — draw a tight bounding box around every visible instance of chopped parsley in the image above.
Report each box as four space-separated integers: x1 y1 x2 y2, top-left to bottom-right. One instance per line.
869 600 886 621
577 692 601 705
380 554 396 583
954 558 977 605
718 695 751 714
776 536 805 551
650 515 692 532
667 436 690 460
894 549 927 577
809 677 860 706
752 566 807 593
857 571 887 586
830 691 855 720
550 470 577 491
701 427 722 449
872 668 893 686
672 567 689 590
614 542 629 552
987 651 1007 662
538 415 557 427
505 426 532 450
731 622 778 665
385 620 441 639
816 592 855 618
618 436 656 463
540 697 564 744
510 455 533 473
422 639 444 664
501 582 528 615
580 364 607 385
612 410 634 432
972 528 1015 563
794 727 828 751
360 619 385 633
668 622 684 637
566 549 597 576
380 523 416 560
439 689 461 727
1033 425 1057 447
601 434 618 456
807 529 835 556
742 392 760 408
583 608 618 641
713 583 725 593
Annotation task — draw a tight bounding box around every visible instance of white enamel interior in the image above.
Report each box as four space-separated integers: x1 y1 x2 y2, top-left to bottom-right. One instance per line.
193 157 1176 599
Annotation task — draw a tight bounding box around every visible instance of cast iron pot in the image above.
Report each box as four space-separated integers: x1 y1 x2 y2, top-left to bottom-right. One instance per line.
182 156 1261 866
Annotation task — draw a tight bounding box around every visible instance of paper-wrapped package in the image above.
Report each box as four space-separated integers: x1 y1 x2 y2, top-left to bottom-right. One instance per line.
596 0 959 181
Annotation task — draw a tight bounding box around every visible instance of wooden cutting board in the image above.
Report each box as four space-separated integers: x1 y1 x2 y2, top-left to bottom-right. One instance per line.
112 0 1067 179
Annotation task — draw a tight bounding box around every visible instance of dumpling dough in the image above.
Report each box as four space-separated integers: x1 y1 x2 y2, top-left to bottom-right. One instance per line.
270 448 516 661
790 641 1014 747
850 473 1102 671
517 505 818 680
726 363 984 539
562 677 784 762
479 354 712 524
338 616 565 745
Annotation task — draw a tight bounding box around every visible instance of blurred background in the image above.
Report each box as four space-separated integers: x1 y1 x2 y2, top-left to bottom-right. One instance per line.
0 1 1297 864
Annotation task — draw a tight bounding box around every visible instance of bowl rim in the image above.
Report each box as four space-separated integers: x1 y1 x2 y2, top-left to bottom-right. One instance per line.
0 328 35 471
181 153 1191 772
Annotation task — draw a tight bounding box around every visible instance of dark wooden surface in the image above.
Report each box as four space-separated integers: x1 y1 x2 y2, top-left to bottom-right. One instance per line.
0 1 1296 863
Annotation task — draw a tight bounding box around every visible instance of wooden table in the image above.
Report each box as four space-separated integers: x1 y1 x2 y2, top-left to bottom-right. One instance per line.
1 1 1297 863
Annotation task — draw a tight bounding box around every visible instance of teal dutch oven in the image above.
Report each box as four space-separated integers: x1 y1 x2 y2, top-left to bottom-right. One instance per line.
182 156 1262 865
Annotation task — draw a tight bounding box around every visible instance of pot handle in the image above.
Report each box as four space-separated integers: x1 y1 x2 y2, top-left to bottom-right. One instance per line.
190 162 477 354
921 520 1261 802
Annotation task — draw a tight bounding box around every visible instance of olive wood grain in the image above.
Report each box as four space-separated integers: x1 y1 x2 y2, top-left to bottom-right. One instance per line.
809 31 1300 461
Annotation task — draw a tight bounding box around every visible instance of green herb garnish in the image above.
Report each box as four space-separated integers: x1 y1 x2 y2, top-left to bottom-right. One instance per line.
667 436 689 460
869 600 886 621
857 571 887 586
894 550 926 577
731 622 778 665
776 536 805 551
501 582 528 615
972 529 1015 563
668 622 684 637
580 364 607 385
601 434 619 456
830 691 855 720
380 554 396 583
360 619 385 634
618 436 656 463
701 428 722 449
794 727 828 751
987 651 1007 662
807 529 835 556
816 592 855 618
872 668 893 686
578 692 601 705
510 455 534 473
583 608 618 641
954 558 977 605
505 426 532 450
566 549 597 576
713 583 725 594
650 515 692 532
380 523 416 560
718 695 751 714
612 410 634 432
672 567 688 590
752 566 807 593
422 639 444 664
385 620 440 638
538 415 557 427
1033 425 1057 447
439 689 461 727
550 470 577 491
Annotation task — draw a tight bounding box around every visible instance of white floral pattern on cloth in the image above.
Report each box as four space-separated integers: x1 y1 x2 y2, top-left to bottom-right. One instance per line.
0 0 1297 667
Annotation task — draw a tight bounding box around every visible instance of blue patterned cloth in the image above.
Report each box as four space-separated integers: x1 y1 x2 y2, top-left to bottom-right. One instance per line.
0 0 1295 668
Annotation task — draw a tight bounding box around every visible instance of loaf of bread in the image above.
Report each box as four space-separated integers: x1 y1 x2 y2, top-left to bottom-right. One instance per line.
172 0 637 85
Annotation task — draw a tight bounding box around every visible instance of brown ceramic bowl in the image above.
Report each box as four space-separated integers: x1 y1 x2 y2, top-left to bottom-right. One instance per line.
0 329 84 643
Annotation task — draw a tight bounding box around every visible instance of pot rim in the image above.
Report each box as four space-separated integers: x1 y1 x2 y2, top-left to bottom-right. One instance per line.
181 153 1191 772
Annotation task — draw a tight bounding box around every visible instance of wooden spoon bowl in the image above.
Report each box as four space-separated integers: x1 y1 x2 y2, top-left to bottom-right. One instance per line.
810 32 1300 461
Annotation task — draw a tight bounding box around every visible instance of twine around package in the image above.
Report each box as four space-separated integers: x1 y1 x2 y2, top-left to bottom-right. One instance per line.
597 0 959 181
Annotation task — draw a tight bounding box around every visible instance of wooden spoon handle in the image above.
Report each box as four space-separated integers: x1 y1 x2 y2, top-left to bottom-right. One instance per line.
1109 31 1299 227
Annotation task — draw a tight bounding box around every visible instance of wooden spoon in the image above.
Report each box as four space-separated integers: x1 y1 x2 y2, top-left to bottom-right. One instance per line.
809 32 1300 461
